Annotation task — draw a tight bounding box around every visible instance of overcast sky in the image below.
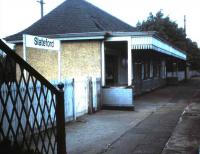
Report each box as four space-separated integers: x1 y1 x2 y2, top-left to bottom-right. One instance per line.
0 0 199 47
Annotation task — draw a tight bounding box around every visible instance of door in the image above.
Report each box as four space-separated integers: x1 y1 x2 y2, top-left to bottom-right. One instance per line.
105 54 118 86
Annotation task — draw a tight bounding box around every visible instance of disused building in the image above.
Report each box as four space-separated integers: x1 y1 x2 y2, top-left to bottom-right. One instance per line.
5 0 187 110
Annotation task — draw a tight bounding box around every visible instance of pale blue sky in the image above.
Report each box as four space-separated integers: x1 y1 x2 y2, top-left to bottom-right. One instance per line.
0 0 199 47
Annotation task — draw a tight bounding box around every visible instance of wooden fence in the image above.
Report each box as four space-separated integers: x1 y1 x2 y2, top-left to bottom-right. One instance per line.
43 78 100 122
0 78 101 143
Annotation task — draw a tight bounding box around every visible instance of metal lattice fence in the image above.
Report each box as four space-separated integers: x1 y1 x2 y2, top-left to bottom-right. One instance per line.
0 40 66 154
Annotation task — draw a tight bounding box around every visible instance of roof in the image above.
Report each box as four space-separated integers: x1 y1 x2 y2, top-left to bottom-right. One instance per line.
5 0 135 42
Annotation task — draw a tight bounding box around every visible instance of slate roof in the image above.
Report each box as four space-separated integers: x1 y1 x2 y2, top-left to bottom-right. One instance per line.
5 0 136 42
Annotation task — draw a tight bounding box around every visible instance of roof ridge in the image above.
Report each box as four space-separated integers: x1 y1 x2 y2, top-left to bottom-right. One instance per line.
81 1 105 31
84 0 135 30
75 0 104 31
5 0 136 42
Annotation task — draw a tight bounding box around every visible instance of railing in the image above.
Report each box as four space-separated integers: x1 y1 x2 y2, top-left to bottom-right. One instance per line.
0 40 66 154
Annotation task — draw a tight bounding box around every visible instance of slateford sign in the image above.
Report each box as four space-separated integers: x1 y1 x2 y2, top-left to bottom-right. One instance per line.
24 34 60 51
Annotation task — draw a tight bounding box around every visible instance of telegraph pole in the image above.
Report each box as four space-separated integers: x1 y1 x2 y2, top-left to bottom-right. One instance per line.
184 15 186 36
37 0 45 18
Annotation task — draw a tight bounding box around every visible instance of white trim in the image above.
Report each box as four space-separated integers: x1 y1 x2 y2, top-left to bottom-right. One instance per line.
105 36 132 42
101 41 105 86
7 32 187 61
58 36 105 41
23 34 27 79
104 36 132 86
127 37 132 86
9 36 105 44
132 36 186 60
58 45 61 81
8 40 23 44
23 35 26 61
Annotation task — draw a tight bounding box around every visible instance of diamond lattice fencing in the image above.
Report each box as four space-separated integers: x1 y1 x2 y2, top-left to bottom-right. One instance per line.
0 40 66 154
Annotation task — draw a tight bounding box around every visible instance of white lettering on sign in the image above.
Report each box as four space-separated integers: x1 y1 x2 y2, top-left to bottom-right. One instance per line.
24 34 60 51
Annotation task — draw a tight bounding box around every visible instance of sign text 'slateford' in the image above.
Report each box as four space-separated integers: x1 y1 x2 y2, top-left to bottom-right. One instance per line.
24 34 60 51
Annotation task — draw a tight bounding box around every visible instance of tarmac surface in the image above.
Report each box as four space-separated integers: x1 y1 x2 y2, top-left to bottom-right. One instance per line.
162 78 200 154
66 77 200 154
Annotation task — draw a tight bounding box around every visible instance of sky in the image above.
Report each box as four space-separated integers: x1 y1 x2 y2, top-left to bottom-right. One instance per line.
0 0 199 47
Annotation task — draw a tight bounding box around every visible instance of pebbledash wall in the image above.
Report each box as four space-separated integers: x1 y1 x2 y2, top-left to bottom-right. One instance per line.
15 40 101 80
61 41 101 79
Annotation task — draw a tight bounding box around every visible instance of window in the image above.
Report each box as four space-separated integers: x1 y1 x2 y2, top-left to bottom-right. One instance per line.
144 61 150 79
153 62 157 77
150 61 153 78
144 62 148 79
141 63 144 80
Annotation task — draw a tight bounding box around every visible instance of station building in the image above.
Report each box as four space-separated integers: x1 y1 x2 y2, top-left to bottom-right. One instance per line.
5 0 187 110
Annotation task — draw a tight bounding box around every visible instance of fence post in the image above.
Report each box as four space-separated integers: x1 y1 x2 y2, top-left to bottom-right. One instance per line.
88 77 93 114
96 78 101 111
56 83 67 154
72 78 76 120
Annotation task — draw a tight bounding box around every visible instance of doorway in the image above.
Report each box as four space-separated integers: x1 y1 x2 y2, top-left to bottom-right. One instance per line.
104 41 128 86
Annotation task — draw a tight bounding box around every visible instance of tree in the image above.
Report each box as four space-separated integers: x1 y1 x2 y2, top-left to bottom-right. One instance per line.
136 10 200 70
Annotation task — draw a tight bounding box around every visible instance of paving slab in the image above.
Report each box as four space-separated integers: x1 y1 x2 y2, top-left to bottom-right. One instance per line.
66 77 200 154
103 103 186 154
162 78 200 154
66 105 164 154
162 103 200 154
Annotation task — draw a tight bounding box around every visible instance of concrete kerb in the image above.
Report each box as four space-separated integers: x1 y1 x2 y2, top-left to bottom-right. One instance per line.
162 103 200 154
